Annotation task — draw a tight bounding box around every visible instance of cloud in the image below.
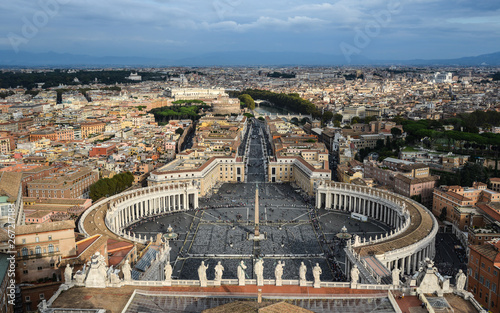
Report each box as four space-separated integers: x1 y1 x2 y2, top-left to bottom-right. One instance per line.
203 16 329 32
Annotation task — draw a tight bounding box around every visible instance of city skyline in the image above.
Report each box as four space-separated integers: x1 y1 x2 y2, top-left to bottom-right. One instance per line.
0 0 499 64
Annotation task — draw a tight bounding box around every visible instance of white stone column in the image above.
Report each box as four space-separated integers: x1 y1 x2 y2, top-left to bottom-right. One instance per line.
317 192 322 208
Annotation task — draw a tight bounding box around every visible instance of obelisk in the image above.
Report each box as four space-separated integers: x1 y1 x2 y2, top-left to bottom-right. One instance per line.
254 183 260 237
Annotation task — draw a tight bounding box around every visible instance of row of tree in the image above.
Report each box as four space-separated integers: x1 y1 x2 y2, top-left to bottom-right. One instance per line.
238 94 255 110
89 172 135 201
149 105 209 123
229 89 321 118
435 162 490 187
403 119 500 147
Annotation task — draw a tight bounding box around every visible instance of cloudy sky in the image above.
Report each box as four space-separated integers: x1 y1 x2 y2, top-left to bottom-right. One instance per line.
0 0 499 60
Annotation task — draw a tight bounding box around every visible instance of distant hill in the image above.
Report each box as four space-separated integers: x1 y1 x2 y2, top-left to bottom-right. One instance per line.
383 51 500 66
0 50 499 67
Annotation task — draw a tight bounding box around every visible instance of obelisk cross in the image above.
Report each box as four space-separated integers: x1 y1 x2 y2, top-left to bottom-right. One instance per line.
255 183 260 237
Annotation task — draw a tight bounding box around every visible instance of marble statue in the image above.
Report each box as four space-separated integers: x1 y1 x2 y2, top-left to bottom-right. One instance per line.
214 261 224 284
108 267 121 285
351 264 360 284
96 253 108 280
85 252 108 288
237 260 247 286
122 259 132 282
255 259 264 286
164 262 172 282
456 269 466 291
299 262 307 286
313 263 322 288
275 261 285 286
198 261 209 287
64 264 73 284
392 267 401 286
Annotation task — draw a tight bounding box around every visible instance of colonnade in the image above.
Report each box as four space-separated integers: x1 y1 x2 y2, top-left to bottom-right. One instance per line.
81 182 200 244
316 181 438 278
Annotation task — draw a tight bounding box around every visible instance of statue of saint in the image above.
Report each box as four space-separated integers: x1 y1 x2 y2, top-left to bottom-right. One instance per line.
237 260 247 285
164 262 172 281
313 263 322 288
198 261 209 287
299 262 307 282
122 259 132 282
254 259 264 286
456 269 467 291
64 264 73 284
275 261 285 285
351 264 360 284
214 261 224 283
392 267 401 286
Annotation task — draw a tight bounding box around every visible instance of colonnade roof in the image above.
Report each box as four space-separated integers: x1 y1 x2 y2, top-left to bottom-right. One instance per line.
355 195 434 257
318 181 435 258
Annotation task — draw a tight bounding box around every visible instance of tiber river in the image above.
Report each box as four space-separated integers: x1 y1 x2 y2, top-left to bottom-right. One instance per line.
253 104 295 115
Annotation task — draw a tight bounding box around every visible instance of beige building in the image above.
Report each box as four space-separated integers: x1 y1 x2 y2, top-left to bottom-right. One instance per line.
148 151 245 196
27 167 99 199
14 220 76 283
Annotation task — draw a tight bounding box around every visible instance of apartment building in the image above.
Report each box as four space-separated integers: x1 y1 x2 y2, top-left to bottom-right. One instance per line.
27 167 99 199
80 122 106 138
468 240 500 312
432 182 500 222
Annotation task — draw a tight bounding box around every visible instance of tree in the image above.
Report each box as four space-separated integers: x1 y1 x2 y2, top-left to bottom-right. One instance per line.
351 116 360 124
322 111 333 124
175 127 184 135
333 120 341 127
238 94 255 110
391 127 402 138
89 171 135 201
333 113 343 122
439 207 447 221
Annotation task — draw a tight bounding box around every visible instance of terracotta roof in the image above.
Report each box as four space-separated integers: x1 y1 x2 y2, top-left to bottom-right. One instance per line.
16 220 75 236
469 244 498 262
0 172 22 202
203 300 314 313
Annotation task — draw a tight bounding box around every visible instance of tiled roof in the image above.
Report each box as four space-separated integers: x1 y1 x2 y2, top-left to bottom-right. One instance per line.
355 198 434 257
0 172 22 202
16 220 75 236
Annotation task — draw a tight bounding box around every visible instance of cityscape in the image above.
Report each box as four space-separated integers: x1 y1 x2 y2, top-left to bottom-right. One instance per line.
0 1 500 313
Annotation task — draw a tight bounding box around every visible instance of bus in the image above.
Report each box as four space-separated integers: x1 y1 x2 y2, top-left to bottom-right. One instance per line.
351 212 368 222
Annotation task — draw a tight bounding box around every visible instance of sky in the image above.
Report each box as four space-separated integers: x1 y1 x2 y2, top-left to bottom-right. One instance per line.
0 0 499 61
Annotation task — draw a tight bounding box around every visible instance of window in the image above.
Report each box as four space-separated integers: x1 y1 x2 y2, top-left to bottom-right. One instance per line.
22 239 26 244
495 270 498 276
480 276 484 284
39 294 44 300
37 266 42 271
35 237 39 243
23 270 28 274
486 280 490 288
48 235 52 240
25 296 30 302
35 246 41 255
481 262 485 268
22 247 28 256
48 244 54 253
493 283 497 293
